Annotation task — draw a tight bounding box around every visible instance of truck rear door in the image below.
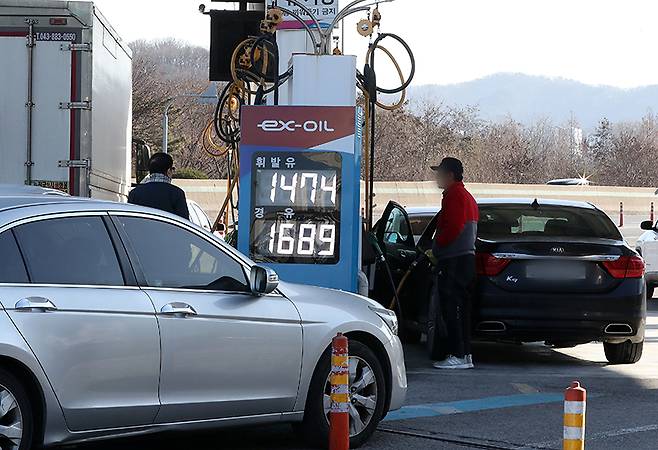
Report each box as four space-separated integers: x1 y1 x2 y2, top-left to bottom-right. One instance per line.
0 25 80 194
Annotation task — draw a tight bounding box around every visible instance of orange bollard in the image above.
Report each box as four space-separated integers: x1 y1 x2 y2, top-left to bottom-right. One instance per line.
563 381 586 450
619 202 624 228
329 333 350 450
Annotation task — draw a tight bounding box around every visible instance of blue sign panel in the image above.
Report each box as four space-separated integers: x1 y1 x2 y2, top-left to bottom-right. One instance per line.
238 105 362 292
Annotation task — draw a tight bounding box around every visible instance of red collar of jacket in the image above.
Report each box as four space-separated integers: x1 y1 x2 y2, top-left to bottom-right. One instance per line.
443 181 465 196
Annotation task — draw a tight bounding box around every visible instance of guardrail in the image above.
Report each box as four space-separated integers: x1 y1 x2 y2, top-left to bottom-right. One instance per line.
173 179 658 223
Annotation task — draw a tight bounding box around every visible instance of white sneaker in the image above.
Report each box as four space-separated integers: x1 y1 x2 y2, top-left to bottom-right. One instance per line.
466 354 474 367
433 355 473 370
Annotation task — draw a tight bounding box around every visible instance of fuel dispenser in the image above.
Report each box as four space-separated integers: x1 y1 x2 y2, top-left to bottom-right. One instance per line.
203 0 415 293
238 105 362 291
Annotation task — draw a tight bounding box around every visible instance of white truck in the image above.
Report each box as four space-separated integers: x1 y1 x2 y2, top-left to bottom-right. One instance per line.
0 0 132 200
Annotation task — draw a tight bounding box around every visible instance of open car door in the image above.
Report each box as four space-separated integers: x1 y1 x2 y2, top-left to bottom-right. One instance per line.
369 202 417 311
370 202 441 341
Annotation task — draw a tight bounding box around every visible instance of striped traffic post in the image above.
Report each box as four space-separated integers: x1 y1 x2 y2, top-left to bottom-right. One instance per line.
619 202 624 227
329 333 350 450
563 381 586 450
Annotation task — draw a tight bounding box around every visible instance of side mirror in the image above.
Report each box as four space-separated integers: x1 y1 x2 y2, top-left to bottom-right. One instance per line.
641 220 655 231
134 140 152 184
249 264 279 296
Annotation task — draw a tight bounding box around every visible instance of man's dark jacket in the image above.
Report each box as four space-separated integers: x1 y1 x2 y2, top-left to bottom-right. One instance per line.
128 181 190 220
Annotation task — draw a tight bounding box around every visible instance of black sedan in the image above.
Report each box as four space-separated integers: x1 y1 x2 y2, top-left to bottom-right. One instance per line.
370 198 646 364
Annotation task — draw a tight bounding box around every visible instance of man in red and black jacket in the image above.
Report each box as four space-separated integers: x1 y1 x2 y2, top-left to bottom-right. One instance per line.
429 157 479 369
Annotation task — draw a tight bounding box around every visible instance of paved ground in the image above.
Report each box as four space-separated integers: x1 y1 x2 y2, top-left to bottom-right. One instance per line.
71 299 658 450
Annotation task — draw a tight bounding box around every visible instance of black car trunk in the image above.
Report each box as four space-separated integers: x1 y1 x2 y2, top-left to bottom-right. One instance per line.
478 238 628 294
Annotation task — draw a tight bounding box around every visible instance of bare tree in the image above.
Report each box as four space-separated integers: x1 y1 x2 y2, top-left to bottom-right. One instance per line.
130 39 658 187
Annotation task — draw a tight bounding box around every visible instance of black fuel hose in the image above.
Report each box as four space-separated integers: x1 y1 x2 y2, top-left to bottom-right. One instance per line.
367 233 403 322
388 251 430 311
368 33 416 95
249 34 281 105
360 33 415 229
213 82 241 146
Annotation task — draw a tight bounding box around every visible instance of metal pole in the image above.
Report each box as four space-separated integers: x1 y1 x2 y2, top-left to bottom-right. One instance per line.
162 93 214 154
162 105 170 154
341 18 345 54
25 18 37 185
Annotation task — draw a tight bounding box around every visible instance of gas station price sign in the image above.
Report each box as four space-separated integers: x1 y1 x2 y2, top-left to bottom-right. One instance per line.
250 151 342 263
239 105 361 292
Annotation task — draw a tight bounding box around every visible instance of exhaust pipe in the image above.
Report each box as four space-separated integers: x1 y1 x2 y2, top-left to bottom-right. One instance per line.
477 321 507 332
604 323 633 335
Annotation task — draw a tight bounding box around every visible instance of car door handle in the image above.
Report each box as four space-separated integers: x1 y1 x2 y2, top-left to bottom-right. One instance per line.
160 302 197 317
15 297 57 312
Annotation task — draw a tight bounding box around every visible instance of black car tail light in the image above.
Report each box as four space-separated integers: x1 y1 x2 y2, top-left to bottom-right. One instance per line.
602 256 645 279
476 253 511 277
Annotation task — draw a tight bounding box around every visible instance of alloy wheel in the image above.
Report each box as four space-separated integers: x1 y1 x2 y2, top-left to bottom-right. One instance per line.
324 356 378 436
0 385 22 450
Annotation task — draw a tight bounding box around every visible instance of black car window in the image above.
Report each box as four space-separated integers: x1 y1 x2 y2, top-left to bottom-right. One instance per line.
0 231 28 283
409 215 435 236
117 216 249 292
478 205 622 240
14 216 125 286
383 207 411 244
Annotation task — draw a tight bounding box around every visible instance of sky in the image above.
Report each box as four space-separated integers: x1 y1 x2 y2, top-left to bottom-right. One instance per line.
94 0 658 88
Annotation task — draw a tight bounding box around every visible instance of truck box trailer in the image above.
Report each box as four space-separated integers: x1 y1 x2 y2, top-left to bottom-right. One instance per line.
0 0 132 200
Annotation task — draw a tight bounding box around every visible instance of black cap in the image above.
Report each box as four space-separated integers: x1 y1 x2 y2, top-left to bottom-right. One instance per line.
431 157 464 180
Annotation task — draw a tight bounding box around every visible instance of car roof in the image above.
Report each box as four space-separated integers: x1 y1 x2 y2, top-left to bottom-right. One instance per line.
0 195 90 212
0 184 70 196
477 198 596 209
0 195 173 222
405 206 440 215
0 195 256 268
546 178 592 185
403 198 597 216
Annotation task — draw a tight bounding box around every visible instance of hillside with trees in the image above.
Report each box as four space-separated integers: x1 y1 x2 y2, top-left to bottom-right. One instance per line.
131 40 658 187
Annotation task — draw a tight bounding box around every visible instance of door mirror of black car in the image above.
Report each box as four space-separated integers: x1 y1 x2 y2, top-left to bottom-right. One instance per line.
250 264 279 296
133 139 152 183
641 220 655 231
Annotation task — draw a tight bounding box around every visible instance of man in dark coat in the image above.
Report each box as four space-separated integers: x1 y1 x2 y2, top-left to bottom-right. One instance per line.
128 152 190 220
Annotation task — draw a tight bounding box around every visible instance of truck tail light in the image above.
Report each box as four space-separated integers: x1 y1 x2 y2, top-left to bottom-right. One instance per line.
476 253 511 277
602 256 645 279
50 18 68 25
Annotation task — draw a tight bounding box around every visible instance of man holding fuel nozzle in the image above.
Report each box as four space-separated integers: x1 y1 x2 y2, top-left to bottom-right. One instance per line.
428 157 479 369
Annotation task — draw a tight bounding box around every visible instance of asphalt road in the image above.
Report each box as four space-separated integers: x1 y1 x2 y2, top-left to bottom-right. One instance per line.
68 299 658 450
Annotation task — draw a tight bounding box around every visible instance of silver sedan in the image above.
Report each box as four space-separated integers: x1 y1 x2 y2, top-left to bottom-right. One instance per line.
0 194 406 449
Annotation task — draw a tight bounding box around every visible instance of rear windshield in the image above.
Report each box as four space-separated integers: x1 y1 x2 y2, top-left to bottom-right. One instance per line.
478 205 622 240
